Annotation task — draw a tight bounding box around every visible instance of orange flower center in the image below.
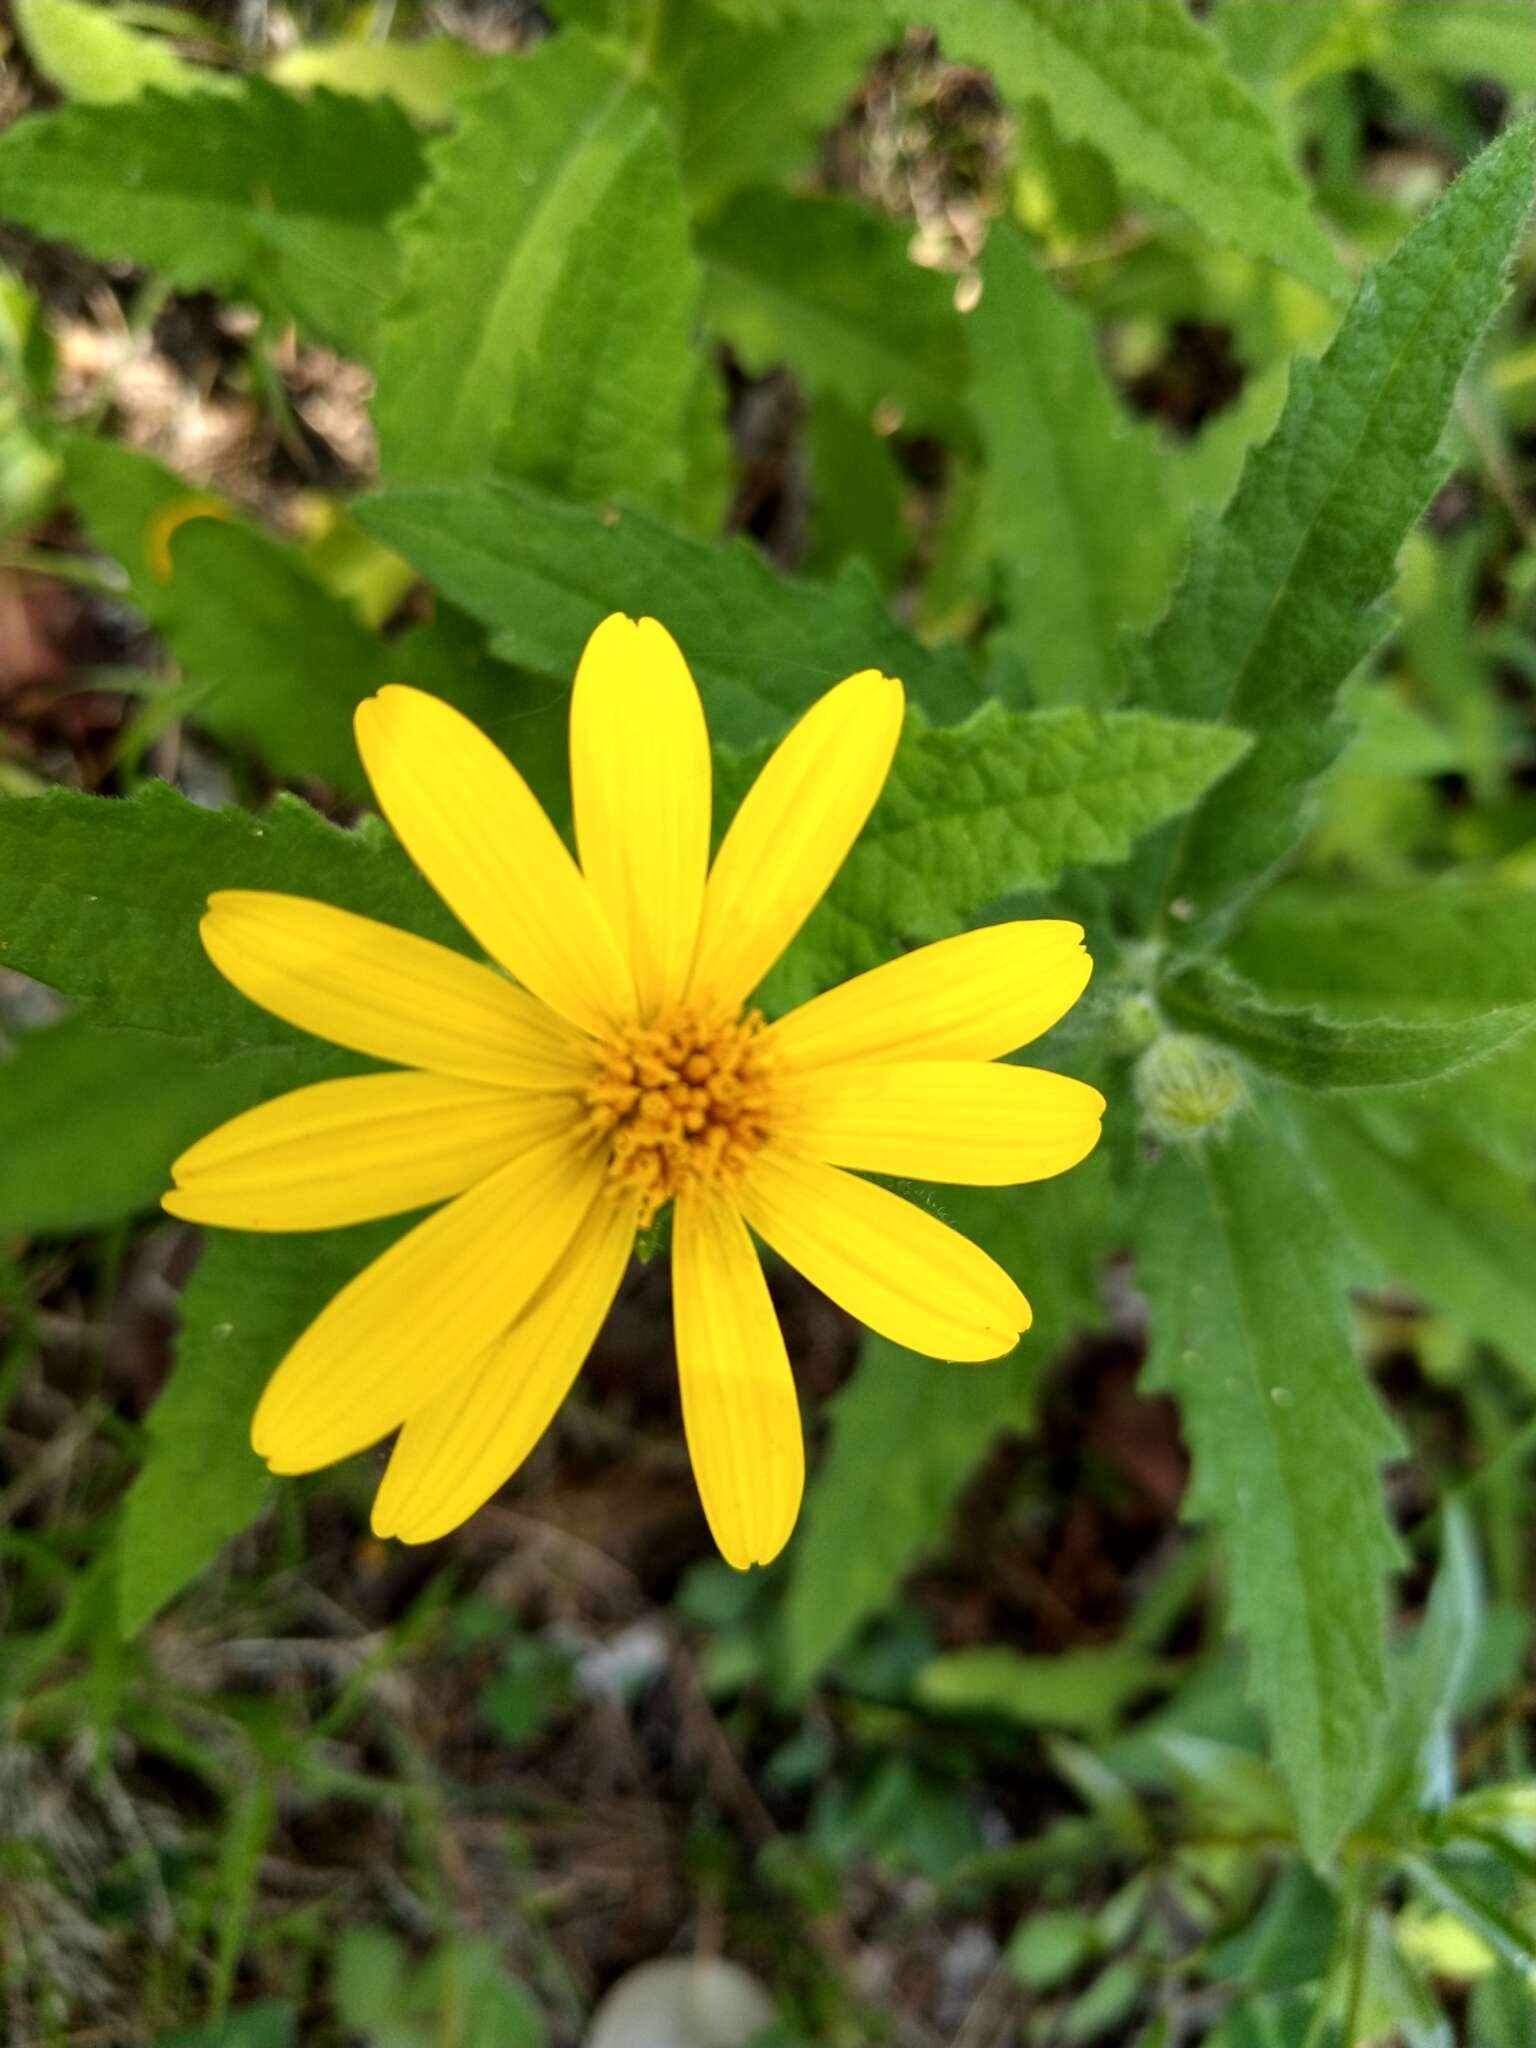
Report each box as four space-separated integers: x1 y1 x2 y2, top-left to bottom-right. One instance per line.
584 1007 775 1227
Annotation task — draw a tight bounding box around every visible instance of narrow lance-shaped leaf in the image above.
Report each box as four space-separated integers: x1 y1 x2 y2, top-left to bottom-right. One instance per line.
885 0 1344 297
1158 960 1536 1093
1138 1093 1402 1861
0 80 422 360
1368 1502 1481 1824
373 33 699 514
970 222 1185 708
1132 116 1536 943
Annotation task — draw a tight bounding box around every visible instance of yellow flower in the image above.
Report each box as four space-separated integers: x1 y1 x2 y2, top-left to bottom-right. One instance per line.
165 615 1104 1568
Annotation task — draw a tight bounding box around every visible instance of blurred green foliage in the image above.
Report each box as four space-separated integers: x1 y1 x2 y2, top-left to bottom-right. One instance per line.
2 1 1536 2042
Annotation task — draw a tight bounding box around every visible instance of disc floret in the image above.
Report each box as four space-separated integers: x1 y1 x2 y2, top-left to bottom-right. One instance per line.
585 1007 775 1225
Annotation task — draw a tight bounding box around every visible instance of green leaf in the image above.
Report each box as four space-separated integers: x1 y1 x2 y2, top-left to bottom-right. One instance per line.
654 0 885 211
354 475 986 746
14 0 227 102
0 1015 311 1234
267 38 495 120
1138 1094 1401 1860
1370 1503 1481 1824
1385 0 1536 90
373 35 697 513
149 2004 297 2048
757 702 1250 1009
917 1645 1171 1735
117 1219 401 1634
970 222 1186 708
1470 1967 1536 2048
1402 1856 1536 1981
1132 117 1536 942
889 0 1344 296
0 781 458 1061
698 187 971 441
63 437 387 795
1288 1100 1536 1386
0 80 422 360
1157 960 1536 1093
62 436 559 797
781 1157 1115 1693
496 109 698 516
1227 879 1536 1019
805 393 908 588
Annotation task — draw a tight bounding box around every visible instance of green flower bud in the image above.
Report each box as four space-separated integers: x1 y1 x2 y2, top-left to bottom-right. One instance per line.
1136 1032 1245 1143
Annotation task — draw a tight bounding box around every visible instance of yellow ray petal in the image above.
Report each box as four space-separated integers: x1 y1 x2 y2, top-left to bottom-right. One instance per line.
165 1072 580 1232
687 670 904 1015
355 685 635 1037
570 614 711 1020
737 1148 1030 1361
673 1189 804 1570
372 1191 638 1543
774 1060 1105 1185
201 891 591 1089
767 921 1092 1070
252 1131 605 1473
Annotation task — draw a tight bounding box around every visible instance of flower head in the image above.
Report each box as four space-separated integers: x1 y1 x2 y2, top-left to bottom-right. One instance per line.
165 616 1103 1567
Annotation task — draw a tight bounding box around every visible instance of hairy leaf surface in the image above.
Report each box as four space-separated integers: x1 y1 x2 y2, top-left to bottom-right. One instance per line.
1139 1097 1401 1859
1133 117 1536 941
0 80 421 358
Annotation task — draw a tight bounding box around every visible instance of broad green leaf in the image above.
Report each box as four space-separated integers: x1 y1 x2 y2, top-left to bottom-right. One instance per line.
354 475 987 745
0 81 422 360
781 1156 1115 1692
1227 879 1536 1018
758 702 1250 1008
0 781 458 1062
917 1645 1171 1735
0 1014 314 1234
888 0 1344 296
970 222 1185 707
698 188 971 442
1157 960 1536 1092
14 0 226 102
1288 1100 1536 1385
497 107 697 515
373 35 697 514
268 38 494 120
1370 1503 1481 1824
1133 117 1536 942
1138 1095 1401 1860
117 1218 401 1634
654 0 885 211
